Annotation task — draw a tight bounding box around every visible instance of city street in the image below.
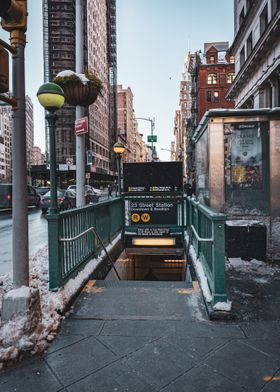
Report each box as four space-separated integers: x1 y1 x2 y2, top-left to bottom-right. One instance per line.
0 208 48 274
0 191 112 274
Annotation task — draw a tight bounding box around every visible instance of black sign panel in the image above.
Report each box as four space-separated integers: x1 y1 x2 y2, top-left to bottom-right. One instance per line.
137 228 170 236
129 200 178 225
123 162 183 193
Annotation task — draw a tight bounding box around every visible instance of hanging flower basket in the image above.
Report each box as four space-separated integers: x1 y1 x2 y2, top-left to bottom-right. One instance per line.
53 70 102 106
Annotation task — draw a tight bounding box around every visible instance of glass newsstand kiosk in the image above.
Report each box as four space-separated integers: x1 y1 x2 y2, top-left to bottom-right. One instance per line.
192 108 280 262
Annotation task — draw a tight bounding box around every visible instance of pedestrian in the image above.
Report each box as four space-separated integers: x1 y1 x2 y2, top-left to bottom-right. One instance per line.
107 184 112 199
184 182 193 197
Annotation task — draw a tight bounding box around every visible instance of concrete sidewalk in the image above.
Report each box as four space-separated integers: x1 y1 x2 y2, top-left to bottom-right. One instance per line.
1 278 280 391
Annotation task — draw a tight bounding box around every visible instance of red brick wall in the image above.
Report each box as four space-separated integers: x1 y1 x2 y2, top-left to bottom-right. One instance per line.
197 63 235 122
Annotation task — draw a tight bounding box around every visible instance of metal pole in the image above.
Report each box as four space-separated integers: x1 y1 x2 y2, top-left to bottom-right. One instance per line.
12 37 29 287
46 112 58 214
116 154 121 197
76 0 85 207
151 118 155 160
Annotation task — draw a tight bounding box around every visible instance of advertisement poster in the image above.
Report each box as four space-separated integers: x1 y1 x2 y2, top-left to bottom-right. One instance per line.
230 123 262 189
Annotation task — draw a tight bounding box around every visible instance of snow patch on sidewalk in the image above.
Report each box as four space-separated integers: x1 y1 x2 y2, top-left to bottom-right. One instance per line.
0 234 121 366
189 245 212 303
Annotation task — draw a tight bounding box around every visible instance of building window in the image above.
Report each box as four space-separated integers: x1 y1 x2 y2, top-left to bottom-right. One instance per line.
213 91 220 102
207 73 217 84
240 46 245 68
246 32 253 56
246 0 252 13
227 72 235 83
271 0 280 15
209 55 215 64
207 91 212 102
239 7 245 27
260 4 268 36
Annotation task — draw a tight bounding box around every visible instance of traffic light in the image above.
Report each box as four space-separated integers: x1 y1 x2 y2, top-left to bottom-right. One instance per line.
0 45 9 93
0 0 27 32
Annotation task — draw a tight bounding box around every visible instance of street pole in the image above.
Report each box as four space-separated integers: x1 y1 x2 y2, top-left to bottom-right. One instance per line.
151 117 155 161
76 0 85 207
46 112 58 214
116 154 121 197
12 32 29 287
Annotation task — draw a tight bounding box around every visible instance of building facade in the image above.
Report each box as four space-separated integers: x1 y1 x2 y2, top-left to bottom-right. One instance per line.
43 0 117 178
0 106 12 182
186 43 235 182
0 96 34 183
227 0 280 108
32 146 43 166
25 95 34 177
197 42 235 122
117 85 134 162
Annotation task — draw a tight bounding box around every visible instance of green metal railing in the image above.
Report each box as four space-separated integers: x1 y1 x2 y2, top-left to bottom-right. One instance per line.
47 197 123 291
184 196 227 305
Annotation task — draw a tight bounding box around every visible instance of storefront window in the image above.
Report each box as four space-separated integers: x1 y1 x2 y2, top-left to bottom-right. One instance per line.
224 121 269 215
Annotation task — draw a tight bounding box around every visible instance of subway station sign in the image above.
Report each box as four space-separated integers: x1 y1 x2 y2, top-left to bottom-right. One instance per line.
128 199 178 225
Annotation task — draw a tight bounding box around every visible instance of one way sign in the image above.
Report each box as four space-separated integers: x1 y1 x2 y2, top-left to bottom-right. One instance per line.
75 117 88 135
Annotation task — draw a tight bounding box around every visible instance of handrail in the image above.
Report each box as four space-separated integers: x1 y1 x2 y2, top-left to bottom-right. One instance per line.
60 226 121 280
190 225 213 243
184 197 227 305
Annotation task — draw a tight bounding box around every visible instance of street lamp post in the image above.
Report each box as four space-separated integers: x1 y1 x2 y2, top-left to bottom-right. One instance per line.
135 117 155 160
113 142 125 197
37 82 65 214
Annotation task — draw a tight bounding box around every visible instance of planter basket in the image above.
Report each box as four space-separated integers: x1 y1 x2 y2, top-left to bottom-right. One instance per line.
62 83 99 106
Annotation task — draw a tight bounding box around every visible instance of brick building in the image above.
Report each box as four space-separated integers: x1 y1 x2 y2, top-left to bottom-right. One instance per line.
197 42 235 123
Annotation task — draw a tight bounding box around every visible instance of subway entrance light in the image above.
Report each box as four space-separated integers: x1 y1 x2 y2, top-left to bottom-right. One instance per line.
37 82 65 214
113 141 125 197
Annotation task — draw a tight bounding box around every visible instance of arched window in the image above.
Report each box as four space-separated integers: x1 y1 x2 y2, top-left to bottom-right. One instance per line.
207 73 217 84
227 72 235 83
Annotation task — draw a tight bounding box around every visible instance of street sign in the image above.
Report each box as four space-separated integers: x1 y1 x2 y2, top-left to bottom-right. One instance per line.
66 157 73 166
75 116 88 135
123 162 183 193
147 135 157 143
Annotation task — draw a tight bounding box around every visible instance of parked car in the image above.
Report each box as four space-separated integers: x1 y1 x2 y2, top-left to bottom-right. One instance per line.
67 184 101 197
34 186 51 196
0 184 41 209
65 188 100 206
40 189 74 213
40 188 99 213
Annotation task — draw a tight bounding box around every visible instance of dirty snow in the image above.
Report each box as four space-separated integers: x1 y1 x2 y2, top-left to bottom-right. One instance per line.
0 234 121 366
189 245 212 303
213 300 232 311
5 286 30 299
226 220 261 226
56 70 90 84
226 257 280 283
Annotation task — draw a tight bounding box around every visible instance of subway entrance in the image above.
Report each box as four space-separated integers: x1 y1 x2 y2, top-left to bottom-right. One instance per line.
105 248 189 282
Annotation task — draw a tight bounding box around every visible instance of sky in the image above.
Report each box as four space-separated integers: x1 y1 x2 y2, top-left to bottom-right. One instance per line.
0 0 234 161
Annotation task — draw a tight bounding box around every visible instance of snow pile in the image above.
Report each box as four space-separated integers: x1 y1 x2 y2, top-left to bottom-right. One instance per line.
56 70 90 85
0 234 121 367
213 300 232 312
226 257 280 283
189 245 212 303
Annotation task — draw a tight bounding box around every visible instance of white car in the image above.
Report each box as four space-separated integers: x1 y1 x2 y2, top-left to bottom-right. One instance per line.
91 187 102 196
67 184 101 196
